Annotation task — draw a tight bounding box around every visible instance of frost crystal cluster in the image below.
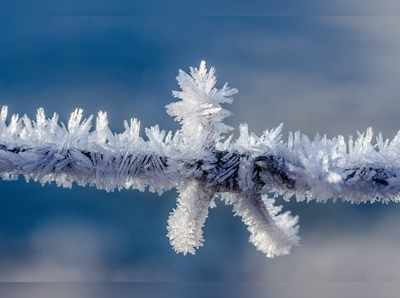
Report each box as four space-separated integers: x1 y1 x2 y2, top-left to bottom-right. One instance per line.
0 61 399 258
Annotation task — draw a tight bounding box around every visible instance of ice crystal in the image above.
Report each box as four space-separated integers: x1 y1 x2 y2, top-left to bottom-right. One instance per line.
166 61 238 148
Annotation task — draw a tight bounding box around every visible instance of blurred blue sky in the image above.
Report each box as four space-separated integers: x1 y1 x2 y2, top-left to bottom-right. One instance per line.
2 16 400 297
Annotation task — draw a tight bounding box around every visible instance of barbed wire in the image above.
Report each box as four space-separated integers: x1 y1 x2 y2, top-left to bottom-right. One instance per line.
0 61 398 258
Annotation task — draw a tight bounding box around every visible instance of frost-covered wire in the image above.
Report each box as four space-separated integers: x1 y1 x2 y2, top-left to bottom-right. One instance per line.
0 61 399 258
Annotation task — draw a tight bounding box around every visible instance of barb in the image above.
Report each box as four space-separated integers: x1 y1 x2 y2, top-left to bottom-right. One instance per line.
0 61 399 258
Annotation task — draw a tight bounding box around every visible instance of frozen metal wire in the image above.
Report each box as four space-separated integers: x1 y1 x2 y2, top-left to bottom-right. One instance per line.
0 61 398 258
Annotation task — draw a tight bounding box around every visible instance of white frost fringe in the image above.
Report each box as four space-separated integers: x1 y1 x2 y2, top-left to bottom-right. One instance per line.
222 192 299 258
167 180 214 255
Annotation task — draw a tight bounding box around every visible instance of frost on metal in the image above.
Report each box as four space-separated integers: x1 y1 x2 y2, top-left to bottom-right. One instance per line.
0 62 399 258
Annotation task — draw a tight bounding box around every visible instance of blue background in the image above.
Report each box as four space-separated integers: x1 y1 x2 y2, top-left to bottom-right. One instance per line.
1 16 400 297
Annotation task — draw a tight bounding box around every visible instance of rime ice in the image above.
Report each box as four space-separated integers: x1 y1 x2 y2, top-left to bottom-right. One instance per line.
0 62 399 258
